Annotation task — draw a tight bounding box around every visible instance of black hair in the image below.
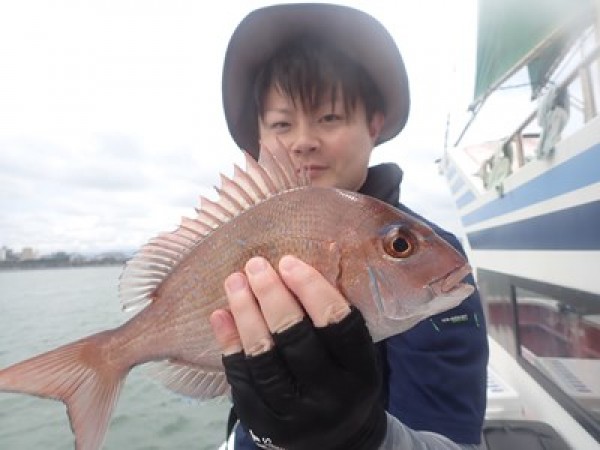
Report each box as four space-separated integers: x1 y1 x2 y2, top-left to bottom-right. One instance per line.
253 35 384 122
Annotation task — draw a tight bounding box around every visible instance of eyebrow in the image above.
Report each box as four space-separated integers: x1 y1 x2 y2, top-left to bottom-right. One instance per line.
263 107 291 114
260 93 346 119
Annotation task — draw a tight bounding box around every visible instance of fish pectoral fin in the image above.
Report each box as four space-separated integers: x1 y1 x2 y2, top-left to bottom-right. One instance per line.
0 331 127 450
148 358 229 400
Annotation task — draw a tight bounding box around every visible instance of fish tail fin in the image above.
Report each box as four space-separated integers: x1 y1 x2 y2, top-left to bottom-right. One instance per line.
0 330 127 450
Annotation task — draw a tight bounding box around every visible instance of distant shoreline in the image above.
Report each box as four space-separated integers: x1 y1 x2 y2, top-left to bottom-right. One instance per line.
0 260 127 271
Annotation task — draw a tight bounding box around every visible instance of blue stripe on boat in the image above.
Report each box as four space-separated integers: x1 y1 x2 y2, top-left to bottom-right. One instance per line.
461 143 600 227
450 177 464 194
457 190 476 209
466 200 600 250
446 164 457 181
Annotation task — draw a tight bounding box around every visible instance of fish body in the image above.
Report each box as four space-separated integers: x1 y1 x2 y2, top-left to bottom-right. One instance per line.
0 149 474 450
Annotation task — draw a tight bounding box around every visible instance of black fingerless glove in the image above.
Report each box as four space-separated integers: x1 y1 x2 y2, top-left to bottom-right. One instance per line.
223 307 387 450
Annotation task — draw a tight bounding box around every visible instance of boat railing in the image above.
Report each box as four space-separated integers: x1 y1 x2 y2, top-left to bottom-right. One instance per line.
454 43 600 196
503 44 600 170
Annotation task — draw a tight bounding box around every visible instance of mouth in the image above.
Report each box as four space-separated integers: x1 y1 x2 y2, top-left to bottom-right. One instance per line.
297 165 327 178
428 263 473 296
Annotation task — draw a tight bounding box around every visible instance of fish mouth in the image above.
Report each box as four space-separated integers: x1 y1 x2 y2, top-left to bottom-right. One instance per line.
428 263 472 297
367 263 473 321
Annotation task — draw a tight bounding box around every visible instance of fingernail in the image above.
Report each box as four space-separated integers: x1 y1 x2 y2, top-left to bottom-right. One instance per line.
279 255 302 274
209 310 226 329
246 257 267 275
224 273 246 294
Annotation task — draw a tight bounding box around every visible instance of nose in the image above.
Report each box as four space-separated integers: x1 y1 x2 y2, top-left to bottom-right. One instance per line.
290 124 319 156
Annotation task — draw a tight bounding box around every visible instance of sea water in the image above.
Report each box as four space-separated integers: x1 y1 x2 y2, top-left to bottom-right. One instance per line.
0 266 229 449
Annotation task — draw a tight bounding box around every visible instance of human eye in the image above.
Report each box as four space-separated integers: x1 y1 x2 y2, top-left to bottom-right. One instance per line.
263 113 291 131
266 120 291 133
320 113 344 123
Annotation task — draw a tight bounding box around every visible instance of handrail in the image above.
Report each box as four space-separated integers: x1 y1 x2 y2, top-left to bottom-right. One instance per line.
464 42 600 191
455 11 598 148
504 44 600 167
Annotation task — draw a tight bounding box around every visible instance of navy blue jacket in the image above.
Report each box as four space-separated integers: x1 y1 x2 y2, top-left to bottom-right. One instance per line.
232 163 488 447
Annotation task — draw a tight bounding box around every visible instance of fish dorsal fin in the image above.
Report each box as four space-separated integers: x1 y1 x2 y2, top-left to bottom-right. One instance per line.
119 146 307 312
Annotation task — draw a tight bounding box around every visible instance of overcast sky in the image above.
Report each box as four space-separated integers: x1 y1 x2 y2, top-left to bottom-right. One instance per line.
0 0 480 255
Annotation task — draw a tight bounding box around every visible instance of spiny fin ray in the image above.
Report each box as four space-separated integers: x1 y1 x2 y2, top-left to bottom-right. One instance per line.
119 147 308 312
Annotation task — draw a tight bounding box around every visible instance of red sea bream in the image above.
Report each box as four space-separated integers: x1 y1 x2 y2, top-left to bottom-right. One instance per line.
0 149 474 450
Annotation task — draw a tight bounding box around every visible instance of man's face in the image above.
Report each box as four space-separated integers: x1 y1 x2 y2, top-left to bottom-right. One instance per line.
258 85 384 191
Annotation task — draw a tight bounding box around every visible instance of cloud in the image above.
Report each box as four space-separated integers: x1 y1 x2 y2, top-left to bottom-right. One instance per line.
0 131 240 254
0 1 477 255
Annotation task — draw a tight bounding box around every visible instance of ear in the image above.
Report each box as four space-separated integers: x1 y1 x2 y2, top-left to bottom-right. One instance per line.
368 112 385 144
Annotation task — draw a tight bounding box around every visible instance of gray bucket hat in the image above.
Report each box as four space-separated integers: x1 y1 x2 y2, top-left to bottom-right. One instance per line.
222 3 410 158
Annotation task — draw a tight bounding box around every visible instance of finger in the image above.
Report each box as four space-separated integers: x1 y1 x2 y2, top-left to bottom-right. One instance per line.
221 352 264 419
244 257 305 333
209 309 243 356
246 350 297 413
272 317 336 384
278 255 351 327
224 272 274 356
315 307 380 381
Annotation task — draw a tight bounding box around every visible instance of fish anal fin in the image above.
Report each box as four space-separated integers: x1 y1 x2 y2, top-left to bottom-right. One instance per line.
148 358 229 400
0 331 127 450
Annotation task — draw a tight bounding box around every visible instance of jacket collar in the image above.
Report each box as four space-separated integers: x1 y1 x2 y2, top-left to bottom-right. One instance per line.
358 163 403 206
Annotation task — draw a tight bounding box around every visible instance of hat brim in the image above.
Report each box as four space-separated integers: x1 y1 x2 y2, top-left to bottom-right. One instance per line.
222 3 410 158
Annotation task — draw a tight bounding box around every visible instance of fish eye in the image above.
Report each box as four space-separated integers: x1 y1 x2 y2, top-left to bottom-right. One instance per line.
383 228 415 259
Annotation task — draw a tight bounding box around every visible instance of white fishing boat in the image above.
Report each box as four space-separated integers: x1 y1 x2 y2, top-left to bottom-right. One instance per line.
441 0 600 447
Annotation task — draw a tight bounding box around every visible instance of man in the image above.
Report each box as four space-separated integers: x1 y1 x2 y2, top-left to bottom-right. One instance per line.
210 4 488 449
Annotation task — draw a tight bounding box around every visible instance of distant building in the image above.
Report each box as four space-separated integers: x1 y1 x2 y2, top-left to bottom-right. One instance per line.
19 247 38 261
69 253 83 262
0 246 7 261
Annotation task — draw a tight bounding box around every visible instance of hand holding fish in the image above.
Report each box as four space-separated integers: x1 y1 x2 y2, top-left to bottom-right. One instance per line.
211 255 387 450
211 255 351 355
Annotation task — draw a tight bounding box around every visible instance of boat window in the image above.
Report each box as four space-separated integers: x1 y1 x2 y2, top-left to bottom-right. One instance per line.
515 286 600 425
